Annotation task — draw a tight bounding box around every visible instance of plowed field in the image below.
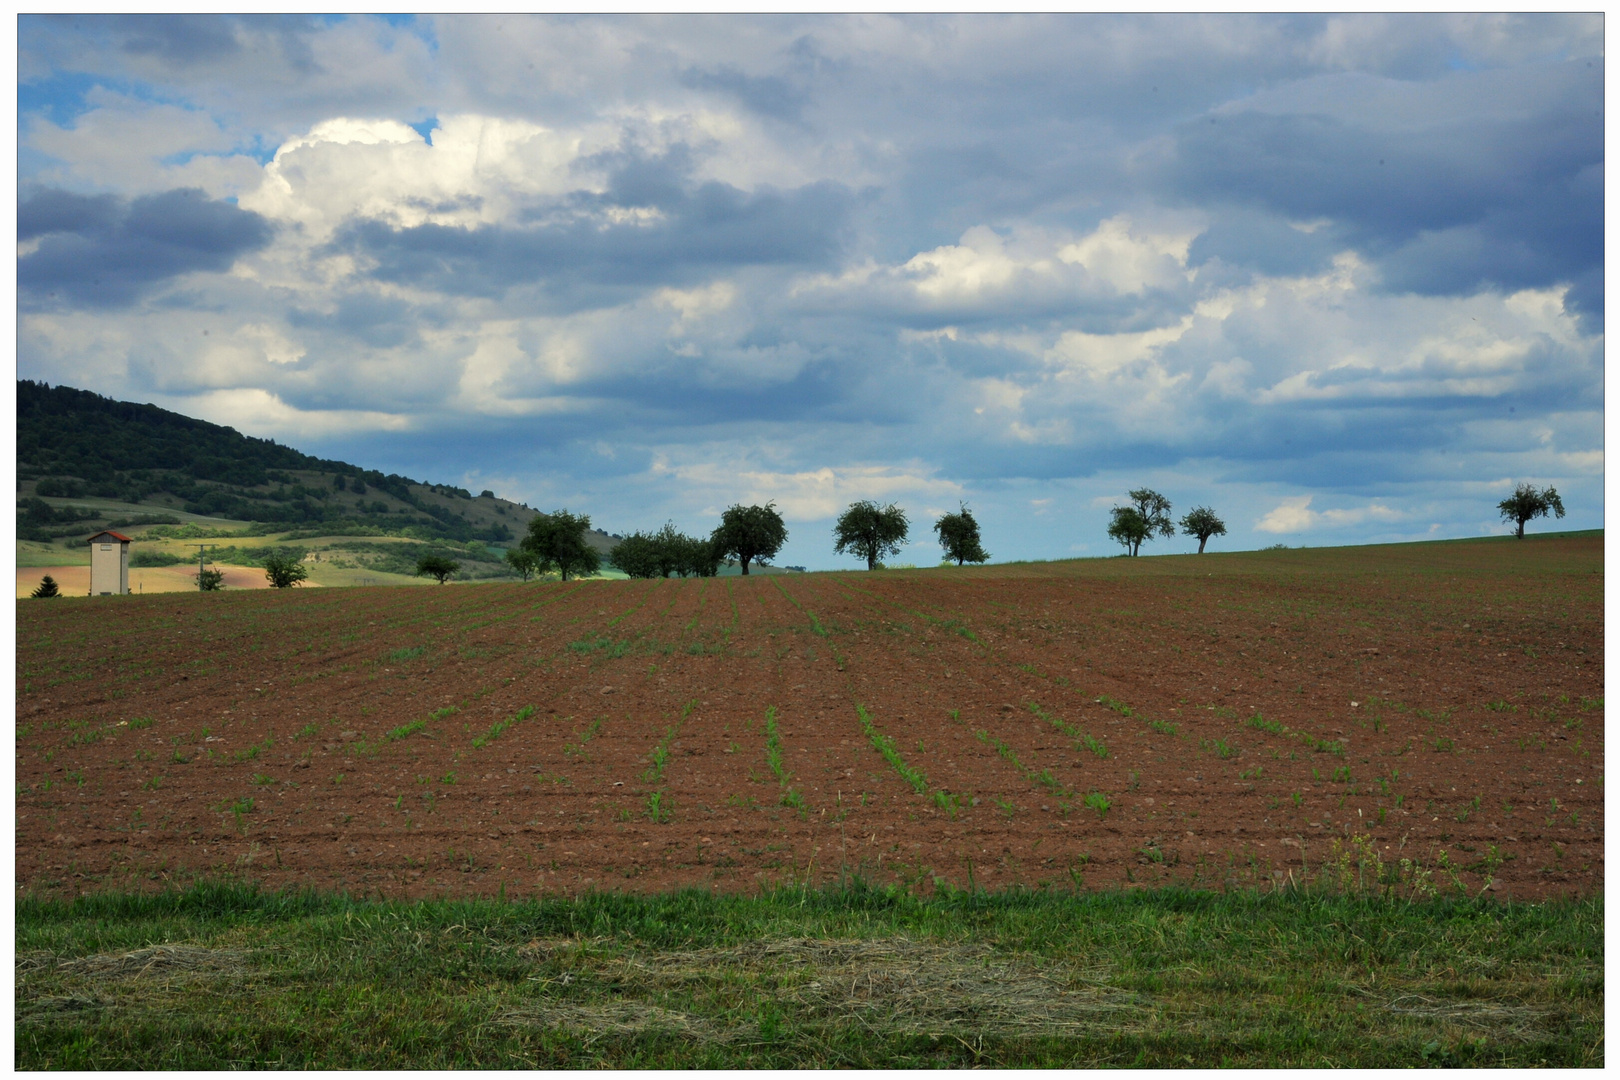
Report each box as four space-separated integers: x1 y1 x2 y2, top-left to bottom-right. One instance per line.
16 535 1602 901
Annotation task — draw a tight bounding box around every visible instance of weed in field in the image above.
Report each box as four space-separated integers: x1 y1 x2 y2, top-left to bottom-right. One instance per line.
993 797 1016 818
140 774 164 791
563 718 603 759
214 797 255 833
1291 791 1303 808
1202 738 1239 760
1147 719 1180 736
439 772 457 785
384 646 426 664
251 773 275 786
1485 699 1517 712
127 717 154 730
1083 791 1111 818
291 722 319 741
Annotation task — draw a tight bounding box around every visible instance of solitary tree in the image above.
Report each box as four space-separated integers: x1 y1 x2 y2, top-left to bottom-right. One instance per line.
416 555 460 584
933 503 990 566
1179 506 1227 554
262 549 309 588
1498 483 1565 539
504 547 539 581
522 509 602 581
197 567 225 591
833 500 910 570
711 502 788 575
31 574 60 598
1109 488 1174 556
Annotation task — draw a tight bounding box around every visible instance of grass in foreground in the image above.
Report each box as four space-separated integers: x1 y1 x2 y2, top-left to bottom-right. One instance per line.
15 880 1601 1069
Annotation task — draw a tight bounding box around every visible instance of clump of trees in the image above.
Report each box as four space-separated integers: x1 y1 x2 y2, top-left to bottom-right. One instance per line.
416 554 460 584
262 549 308 588
1498 483 1565 538
833 501 909 570
935 503 989 565
1107 488 1175 556
611 523 722 579
520 509 601 581
710 503 788 575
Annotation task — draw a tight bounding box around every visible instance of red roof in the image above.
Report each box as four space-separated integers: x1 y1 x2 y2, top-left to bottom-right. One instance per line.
88 530 133 543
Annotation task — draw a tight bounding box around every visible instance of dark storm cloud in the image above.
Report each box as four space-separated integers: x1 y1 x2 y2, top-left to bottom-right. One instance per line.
335 175 857 300
18 186 273 308
1164 67 1602 306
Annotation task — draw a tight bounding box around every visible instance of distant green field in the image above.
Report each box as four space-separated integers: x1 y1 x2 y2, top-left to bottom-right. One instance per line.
15 880 1600 1069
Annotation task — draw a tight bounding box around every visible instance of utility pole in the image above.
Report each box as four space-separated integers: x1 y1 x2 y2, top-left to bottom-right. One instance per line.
189 544 215 591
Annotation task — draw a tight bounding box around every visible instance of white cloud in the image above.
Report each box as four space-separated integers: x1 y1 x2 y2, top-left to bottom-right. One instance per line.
651 457 960 521
1255 496 1403 533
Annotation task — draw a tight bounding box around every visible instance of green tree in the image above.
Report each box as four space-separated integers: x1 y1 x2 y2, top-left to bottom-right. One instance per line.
197 567 225 591
677 534 723 578
833 500 910 570
262 549 309 588
933 503 990 566
504 547 539 581
1109 488 1174 556
522 509 601 581
1498 483 1565 539
416 555 460 584
1107 507 1149 556
711 502 787 575
609 532 662 579
31 574 60 598
1179 506 1227 554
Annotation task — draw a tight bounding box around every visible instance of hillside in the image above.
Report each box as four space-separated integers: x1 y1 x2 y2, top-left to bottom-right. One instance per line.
17 379 637 551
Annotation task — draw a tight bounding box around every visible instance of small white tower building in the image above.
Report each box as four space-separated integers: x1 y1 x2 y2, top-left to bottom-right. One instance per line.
88 530 132 596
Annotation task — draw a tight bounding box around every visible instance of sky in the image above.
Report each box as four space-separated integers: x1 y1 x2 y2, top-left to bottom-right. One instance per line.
15 14 1605 569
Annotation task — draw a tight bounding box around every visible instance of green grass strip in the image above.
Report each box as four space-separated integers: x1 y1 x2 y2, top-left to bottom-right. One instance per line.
14 880 1601 1069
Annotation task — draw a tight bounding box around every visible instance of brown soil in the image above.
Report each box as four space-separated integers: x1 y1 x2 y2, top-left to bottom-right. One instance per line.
16 536 1603 902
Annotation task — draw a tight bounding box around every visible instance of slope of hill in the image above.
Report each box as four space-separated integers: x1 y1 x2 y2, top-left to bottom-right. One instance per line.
16 380 598 550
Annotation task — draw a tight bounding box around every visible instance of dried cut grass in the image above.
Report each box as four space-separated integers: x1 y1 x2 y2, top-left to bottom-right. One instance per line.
511 936 1147 1036
21 944 252 982
496 1002 745 1041
1384 993 1554 1041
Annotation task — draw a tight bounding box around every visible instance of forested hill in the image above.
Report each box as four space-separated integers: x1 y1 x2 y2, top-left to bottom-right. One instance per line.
19 380 341 485
16 380 524 543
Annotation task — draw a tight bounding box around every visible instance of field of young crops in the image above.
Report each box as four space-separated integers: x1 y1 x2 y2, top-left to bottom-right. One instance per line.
16 533 1602 903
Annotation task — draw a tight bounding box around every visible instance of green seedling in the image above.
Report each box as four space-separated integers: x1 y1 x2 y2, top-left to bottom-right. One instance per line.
1083 791 1111 819
439 771 457 785
383 646 427 664
291 722 319 741
1203 738 1239 760
646 790 671 823
472 704 535 749
251 773 275 786
127 716 155 730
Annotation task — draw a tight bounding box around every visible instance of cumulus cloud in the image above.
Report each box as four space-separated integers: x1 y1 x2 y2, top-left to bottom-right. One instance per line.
14 14 1605 566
